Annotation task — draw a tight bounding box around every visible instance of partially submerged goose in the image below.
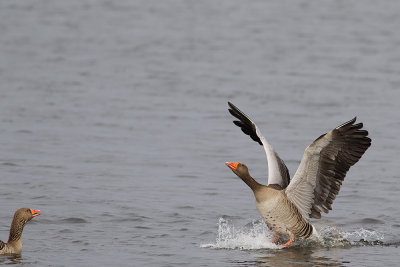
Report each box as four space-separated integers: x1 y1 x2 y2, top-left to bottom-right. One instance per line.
226 102 371 246
0 208 40 254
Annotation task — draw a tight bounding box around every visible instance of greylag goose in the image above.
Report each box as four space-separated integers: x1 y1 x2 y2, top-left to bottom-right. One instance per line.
0 208 40 254
226 102 371 246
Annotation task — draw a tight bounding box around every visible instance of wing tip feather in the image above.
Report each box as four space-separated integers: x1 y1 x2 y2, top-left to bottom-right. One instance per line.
336 116 357 130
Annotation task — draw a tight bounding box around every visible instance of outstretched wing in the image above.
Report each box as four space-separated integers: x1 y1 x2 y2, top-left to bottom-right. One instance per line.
228 102 290 188
285 117 371 219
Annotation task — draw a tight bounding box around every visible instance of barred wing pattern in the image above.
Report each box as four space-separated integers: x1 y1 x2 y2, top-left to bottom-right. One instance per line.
285 117 371 219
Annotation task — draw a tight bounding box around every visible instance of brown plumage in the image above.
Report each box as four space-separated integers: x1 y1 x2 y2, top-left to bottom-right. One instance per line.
0 208 40 254
226 102 371 246
226 162 313 244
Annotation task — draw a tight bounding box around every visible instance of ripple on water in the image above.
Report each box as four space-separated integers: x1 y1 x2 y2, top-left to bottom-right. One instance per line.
357 218 385 224
135 225 152 230
175 175 199 179
59 229 73 233
1 162 18 166
61 218 88 224
107 212 152 223
0 254 22 265
176 205 195 210
201 218 388 250
32 195 48 199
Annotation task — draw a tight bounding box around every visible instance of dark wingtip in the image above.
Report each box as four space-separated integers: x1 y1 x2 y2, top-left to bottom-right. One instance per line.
228 101 237 111
227 102 263 146
336 117 357 129
350 116 357 124
349 117 357 123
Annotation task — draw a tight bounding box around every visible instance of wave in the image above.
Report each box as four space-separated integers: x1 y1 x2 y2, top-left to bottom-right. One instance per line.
200 217 385 250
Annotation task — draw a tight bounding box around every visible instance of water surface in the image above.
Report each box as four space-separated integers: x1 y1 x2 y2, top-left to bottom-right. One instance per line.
0 1 399 266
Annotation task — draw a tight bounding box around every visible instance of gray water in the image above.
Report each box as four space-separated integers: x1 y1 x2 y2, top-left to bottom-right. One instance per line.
0 0 399 266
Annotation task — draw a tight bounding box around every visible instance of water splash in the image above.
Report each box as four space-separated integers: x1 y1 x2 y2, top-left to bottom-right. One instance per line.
316 226 385 247
201 218 385 250
200 218 279 250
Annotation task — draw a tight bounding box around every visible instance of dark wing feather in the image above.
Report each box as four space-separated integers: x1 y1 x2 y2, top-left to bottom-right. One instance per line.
228 102 262 145
227 102 290 188
310 118 371 218
286 117 371 219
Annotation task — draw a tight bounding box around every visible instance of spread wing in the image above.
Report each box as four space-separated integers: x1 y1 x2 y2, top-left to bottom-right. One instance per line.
228 102 290 188
285 117 371 219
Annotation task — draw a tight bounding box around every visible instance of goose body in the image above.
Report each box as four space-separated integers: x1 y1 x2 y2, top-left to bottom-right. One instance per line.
255 187 313 240
226 102 371 246
0 208 40 255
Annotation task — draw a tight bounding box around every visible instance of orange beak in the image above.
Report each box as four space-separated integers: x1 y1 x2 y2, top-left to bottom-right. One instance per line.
31 209 40 217
225 162 239 170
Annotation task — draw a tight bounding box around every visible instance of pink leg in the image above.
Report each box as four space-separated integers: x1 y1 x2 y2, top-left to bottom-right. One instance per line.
280 238 293 247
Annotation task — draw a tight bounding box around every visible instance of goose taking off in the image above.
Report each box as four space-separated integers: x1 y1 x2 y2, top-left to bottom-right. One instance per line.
226 102 371 246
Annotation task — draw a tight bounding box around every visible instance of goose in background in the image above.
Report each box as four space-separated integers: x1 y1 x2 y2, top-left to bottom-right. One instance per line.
0 208 40 254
